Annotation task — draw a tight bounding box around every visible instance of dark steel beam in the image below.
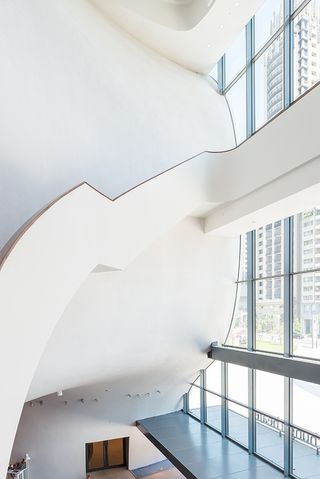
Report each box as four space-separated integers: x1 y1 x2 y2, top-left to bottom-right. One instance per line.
208 346 320 385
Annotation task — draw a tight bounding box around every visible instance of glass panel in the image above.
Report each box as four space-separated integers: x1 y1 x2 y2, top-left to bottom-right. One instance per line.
256 370 284 419
87 441 105 470
294 0 308 9
206 360 221 394
254 0 284 54
255 412 284 468
254 34 284 130
225 282 248 348
226 73 247 144
240 233 249 281
256 278 284 353
293 379 320 435
293 273 320 360
188 379 201 419
293 0 320 100
210 62 219 83
206 392 222 431
107 439 124 466
227 363 248 405
292 426 320 478
255 220 284 278
292 378 320 476
227 401 248 447
225 234 248 348
293 207 320 272
225 28 246 86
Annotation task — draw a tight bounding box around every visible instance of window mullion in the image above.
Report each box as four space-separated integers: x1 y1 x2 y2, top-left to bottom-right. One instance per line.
221 362 228 437
218 56 226 94
248 368 256 454
246 20 254 137
200 369 207 424
284 217 293 357
284 215 293 476
248 230 256 351
247 230 256 454
284 0 293 108
284 376 293 476
183 392 189 413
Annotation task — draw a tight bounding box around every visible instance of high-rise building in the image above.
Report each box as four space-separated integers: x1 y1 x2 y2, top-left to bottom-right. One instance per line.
295 208 320 341
266 9 284 120
255 3 320 344
294 2 320 98
265 3 320 117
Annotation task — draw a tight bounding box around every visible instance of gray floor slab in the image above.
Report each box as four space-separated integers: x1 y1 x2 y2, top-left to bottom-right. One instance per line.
137 411 284 479
138 409 320 479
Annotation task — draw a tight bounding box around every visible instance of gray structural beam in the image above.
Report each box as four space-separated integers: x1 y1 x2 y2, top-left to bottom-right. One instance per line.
208 345 320 385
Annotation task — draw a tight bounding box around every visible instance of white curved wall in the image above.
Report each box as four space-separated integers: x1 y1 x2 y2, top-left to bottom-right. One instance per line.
28 217 237 400
0 162 237 479
204 83 320 234
98 0 213 31
1 1 320 477
95 0 264 72
0 0 235 251
2 77 320 479
12 409 166 479
10 217 238 479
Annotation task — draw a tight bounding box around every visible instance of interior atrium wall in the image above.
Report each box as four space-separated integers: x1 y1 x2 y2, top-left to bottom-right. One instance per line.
29 217 238 399
11 401 165 479
0 0 234 251
11 217 238 479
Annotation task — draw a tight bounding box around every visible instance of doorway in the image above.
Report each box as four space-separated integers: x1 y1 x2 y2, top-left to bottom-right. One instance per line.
85 437 129 473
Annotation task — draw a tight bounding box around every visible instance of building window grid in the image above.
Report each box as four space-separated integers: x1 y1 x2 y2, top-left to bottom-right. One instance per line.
186 370 320 477
186 213 320 477
216 0 319 143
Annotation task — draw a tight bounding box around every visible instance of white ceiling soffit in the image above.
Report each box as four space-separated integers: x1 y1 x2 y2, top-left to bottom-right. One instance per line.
95 0 215 31
91 0 264 73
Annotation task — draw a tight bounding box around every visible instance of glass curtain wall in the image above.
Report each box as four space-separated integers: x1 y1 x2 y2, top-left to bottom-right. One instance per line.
212 0 320 145
186 203 320 477
187 363 320 478
227 206 320 359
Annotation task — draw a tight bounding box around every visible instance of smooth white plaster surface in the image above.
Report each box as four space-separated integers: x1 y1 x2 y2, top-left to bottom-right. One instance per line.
2 76 320 479
94 0 264 72
0 172 235 479
1 0 320 477
0 0 235 251
29 217 237 399
10 217 238 479
12 406 165 479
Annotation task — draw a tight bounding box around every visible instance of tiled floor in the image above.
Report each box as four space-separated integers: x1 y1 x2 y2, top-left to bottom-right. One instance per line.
206 405 320 479
143 468 186 479
89 466 184 479
138 411 285 479
90 468 135 479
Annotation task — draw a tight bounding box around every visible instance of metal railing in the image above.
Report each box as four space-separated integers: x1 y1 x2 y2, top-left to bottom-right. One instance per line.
186 373 320 476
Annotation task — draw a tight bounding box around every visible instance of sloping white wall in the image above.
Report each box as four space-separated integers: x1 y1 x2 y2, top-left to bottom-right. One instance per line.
0 0 234 251
28 217 237 400
2 79 320 479
10 216 237 479
12 406 166 479
94 0 264 72
1 1 320 477
0 170 236 479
